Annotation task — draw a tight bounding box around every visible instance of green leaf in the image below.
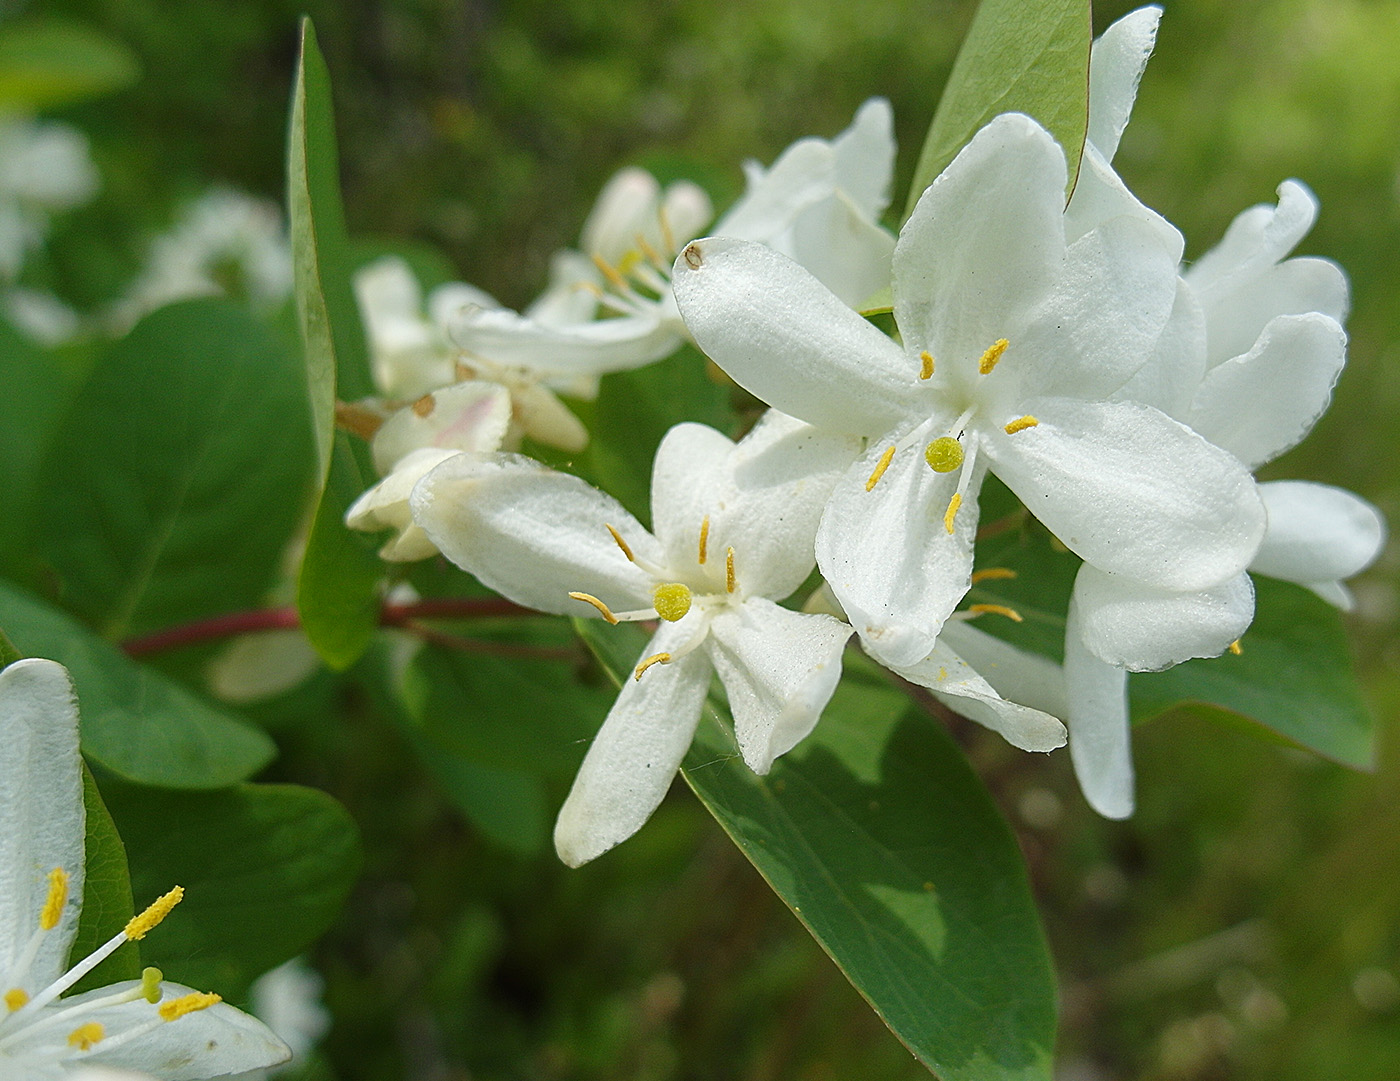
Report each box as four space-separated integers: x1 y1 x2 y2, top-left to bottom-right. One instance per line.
70 767 140 992
0 19 139 110
1132 577 1375 769
35 300 313 641
411 737 549 857
580 621 1056 1080
103 781 361 1002
0 580 276 788
905 0 1092 219
0 317 67 571
0 627 20 668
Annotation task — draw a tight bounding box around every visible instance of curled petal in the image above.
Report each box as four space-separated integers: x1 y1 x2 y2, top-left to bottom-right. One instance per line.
452 305 684 376
1064 614 1134 820
1185 179 1321 297
371 380 513 474
347 447 462 562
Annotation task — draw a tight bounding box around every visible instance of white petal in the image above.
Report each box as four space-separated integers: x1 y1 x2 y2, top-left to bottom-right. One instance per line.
554 622 712 866
712 139 835 243
524 250 601 326
987 398 1265 590
410 452 658 615
816 425 979 668
1112 277 1207 419
891 638 1066 752
1062 141 1182 254
1185 179 1320 296
511 382 589 453
650 412 860 601
1064 613 1134 819
707 600 852 774
832 98 896 218
1186 312 1346 469
1250 481 1387 590
1072 564 1254 672
660 181 714 250
1200 256 1349 369
206 630 321 704
452 304 684 376
671 236 913 434
426 280 501 327
346 447 462 562
370 381 513 474
580 166 662 265
783 192 896 309
896 113 1066 376
935 619 1068 718
1087 6 1162 161
0 659 84 989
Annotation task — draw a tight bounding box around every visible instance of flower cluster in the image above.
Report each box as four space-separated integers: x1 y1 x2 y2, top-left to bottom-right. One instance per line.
340 7 1384 863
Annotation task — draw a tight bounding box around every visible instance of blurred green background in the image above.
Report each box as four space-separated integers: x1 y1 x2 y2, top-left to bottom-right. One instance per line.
17 0 1400 1077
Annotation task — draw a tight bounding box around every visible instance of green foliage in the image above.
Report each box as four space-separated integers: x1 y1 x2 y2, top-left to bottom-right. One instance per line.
906 0 1092 217
0 581 275 788
70 766 140 992
0 19 139 110
0 317 68 572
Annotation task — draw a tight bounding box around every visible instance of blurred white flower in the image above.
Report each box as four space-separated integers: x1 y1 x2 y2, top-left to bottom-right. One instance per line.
0 117 99 282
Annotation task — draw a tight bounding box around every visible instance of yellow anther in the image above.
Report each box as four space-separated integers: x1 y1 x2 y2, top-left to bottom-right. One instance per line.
605 523 635 562
978 338 1009 375
924 436 964 474
970 567 1018 584
568 591 619 625
652 583 693 622
590 252 630 293
865 446 896 491
5 988 29 1011
40 867 69 931
1003 415 1039 435
141 967 164 1004
698 515 710 564
634 652 672 680
1228 639 1243 655
67 1022 104 1049
967 603 1024 623
944 493 962 534
124 886 183 941
726 547 736 594
919 351 936 379
158 991 222 1022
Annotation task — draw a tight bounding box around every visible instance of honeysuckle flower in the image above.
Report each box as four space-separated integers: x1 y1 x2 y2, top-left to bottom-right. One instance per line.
1 289 82 346
409 411 864 865
0 118 99 282
673 112 1263 671
0 658 289 1079
450 99 897 375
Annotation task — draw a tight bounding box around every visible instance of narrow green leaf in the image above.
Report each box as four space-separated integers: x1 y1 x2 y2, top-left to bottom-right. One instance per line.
580 621 1056 1080
70 767 140 992
1132 577 1375 769
0 581 276 788
0 19 139 110
905 0 1092 218
35 300 313 640
104 780 362 1002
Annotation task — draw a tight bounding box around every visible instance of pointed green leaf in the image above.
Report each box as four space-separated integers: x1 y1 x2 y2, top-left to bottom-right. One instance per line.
905 0 1092 218
70 767 140 992
0 19 139 110
580 621 1056 1080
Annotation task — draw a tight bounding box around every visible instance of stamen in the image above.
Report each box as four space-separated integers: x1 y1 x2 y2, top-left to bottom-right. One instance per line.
141 967 164 1004
698 516 710 564
40 868 69 931
591 253 631 293
659 208 677 256
1228 639 1243 655
726 547 736 594
967 603 1023 622
67 1021 104 1050
865 446 896 491
944 493 962 534
605 523 635 562
978 338 1009 375
635 232 664 268
924 436 964 473
919 351 935 379
652 583 693 622
568 592 619 625
158 992 221 1022
5 989 28 1011
970 567 1018 584
124 886 184 941
634 652 672 680
1003 415 1039 435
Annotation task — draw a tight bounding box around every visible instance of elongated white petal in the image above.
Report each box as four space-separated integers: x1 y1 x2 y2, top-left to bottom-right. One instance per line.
831 98 896 218
935 620 1068 719
524 250 602 326
896 113 1066 377
1064 612 1134 819
1250 481 1387 591
661 181 714 249
892 639 1067 752
1087 6 1161 162
783 192 896 309
410 452 658 614
651 412 860 601
1062 141 1182 254
554 623 712 866
347 447 462 562
712 139 835 243
451 305 684 376
580 166 662 265
816 426 979 668
371 381 513 474
1187 312 1346 469
0 659 84 989
1072 564 1254 672
426 280 501 326
1199 256 1348 369
1113 277 1207 419
511 381 589 453
1185 179 1321 296
987 397 1264 590
672 237 913 435
707 600 851 774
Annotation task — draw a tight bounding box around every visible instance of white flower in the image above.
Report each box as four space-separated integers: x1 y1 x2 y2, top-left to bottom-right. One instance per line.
409 412 864 865
673 111 1263 670
449 99 898 374
0 118 99 282
0 658 289 1080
